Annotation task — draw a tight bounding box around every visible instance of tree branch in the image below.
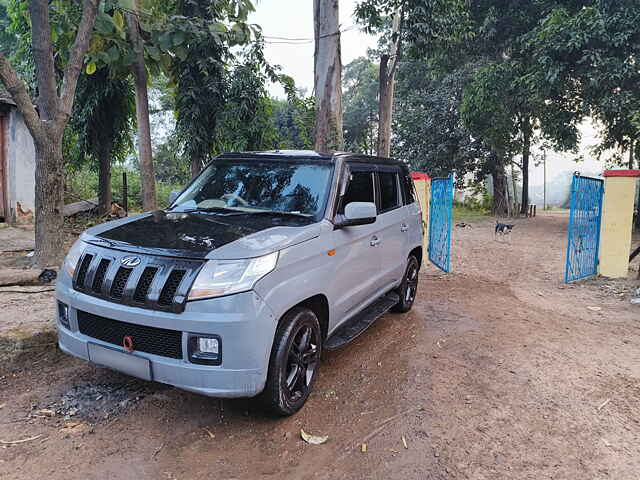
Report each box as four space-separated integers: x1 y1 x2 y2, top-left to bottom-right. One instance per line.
58 0 101 131
0 54 43 138
28 0 58 121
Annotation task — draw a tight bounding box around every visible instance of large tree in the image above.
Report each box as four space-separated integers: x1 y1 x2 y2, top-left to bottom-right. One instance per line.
0 0 100 266
313 0 343 152
70 68 134 214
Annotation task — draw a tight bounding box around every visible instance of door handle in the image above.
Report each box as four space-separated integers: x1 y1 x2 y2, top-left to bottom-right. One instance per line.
400 223 409 232
370 236 380 247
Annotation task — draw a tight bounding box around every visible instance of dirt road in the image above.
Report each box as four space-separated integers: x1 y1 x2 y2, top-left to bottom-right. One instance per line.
1 213 639 479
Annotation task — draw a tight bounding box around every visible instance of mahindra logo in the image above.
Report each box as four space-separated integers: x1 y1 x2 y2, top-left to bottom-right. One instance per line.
121 256 141 267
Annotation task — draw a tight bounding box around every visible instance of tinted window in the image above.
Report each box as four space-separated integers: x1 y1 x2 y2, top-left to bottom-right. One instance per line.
400 172 416 205
379 171 399 212
339 171 374 213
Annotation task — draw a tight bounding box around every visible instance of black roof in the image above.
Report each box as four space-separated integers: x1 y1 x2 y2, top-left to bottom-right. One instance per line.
216 150 406 167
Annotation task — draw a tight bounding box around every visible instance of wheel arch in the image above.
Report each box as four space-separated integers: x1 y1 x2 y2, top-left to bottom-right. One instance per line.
281 294 330 342
410 245 423 268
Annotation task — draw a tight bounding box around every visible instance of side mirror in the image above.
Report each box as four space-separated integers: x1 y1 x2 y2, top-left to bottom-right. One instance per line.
335 202 377 228
168 189 181 206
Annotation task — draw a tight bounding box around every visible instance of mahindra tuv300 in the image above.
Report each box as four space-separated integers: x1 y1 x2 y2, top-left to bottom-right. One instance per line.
56 150 422 415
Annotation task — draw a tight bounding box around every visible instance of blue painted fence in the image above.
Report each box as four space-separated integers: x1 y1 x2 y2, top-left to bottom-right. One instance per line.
564 173 604 283
429 175 454 272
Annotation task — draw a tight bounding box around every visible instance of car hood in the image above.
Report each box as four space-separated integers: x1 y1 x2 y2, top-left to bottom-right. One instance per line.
83 211 323 259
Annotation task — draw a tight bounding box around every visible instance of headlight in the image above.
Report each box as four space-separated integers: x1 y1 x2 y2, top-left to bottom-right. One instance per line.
188 251 279 300
62 240 86 278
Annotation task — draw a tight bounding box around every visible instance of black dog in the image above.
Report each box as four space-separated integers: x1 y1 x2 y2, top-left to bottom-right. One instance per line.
495 221 514 241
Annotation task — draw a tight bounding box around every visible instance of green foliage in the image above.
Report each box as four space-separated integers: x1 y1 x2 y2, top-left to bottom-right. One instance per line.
342 57 379 154
524 1 640 166
271 94 315 150
393 60 489 183
67 68 135 170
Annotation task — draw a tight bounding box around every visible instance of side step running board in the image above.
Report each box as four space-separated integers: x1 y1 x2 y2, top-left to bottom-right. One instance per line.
324 292 400 350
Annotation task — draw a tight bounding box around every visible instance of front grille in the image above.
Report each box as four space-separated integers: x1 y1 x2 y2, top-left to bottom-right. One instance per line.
159 270 186 306
73 247 203 313
133 267 157 303
77 310 183 359
76 254 93 287
92 259 110 292
110 267 133 298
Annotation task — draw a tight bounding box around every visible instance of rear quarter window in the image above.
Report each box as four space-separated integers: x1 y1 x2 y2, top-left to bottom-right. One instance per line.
378 171 400 212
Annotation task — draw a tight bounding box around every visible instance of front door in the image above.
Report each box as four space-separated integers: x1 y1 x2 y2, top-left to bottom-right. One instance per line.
329 166 382 319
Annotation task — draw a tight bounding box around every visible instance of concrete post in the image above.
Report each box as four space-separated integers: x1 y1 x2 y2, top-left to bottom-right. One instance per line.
411 172 431 256
599 170 640 278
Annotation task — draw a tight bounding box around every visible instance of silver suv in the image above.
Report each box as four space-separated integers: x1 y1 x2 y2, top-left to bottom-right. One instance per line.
56 151 423 415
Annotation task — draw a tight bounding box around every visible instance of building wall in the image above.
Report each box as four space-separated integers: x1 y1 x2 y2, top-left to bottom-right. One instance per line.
6 108 35 222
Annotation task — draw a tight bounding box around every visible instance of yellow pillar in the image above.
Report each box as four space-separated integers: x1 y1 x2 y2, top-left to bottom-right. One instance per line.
411 173 431 255
599 170 639 278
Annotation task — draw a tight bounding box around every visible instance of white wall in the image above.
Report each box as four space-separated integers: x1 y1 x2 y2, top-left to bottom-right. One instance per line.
7 108 35 221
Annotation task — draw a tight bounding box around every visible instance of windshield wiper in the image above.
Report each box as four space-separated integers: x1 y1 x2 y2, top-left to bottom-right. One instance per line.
171 207 235 214
221 210 311 219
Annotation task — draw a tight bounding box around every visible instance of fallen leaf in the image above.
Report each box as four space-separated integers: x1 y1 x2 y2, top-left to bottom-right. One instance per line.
203 428 215 439
587 306 602 312
300 429 328 445
0 403 5 409
401 435 408 449
36 408 55 417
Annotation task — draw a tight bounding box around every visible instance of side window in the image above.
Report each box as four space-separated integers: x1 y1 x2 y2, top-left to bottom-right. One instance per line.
338 171 375 214
400 172 416 205
378 171 400 212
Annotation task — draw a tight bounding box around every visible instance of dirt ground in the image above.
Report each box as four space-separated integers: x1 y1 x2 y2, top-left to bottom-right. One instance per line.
1 212 639 480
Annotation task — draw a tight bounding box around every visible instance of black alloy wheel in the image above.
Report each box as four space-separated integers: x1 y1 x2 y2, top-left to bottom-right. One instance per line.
261 307 322 415
392 255 420 313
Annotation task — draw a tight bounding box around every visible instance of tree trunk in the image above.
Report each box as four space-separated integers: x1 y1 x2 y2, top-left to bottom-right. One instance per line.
97 141 113 214
313 0 344 152
377 10 401 158
191 158 202 179
126 2 156 211
491 155 508 217
33 133 65 266
0 0 100 267
628 140 635 169
520 120 531 215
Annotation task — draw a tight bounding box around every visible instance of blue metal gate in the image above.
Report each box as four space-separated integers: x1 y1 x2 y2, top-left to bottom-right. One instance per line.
429 175 454 272
565 173 604 283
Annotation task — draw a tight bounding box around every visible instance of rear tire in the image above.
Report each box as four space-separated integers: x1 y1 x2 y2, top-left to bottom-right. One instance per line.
261 307 322 416
392 255 419 313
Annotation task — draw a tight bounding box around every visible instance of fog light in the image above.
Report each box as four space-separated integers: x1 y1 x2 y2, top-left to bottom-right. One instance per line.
57 301 70 328
188 335 221 365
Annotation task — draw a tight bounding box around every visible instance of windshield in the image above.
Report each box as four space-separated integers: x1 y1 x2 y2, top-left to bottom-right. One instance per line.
170 160 334 220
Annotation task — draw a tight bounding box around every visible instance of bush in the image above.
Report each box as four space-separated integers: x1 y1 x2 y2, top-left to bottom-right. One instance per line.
65 165 183 212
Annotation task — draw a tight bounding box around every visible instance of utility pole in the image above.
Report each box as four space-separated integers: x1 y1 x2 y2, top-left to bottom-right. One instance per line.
313 0 343 152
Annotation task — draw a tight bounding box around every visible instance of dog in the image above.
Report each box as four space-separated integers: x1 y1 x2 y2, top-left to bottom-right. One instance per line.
495 221 514 241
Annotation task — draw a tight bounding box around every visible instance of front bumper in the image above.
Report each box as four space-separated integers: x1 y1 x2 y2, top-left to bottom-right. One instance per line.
56 284 278 398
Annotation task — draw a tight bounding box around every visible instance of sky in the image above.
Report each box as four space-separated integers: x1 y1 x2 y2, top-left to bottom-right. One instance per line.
249 0 378 97
249 1 613 193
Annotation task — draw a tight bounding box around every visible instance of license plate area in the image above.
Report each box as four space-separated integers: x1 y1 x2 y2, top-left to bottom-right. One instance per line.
87 342 152 381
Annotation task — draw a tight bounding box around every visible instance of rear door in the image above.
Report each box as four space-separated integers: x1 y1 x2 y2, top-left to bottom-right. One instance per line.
329 164 382 318
375 167 406 290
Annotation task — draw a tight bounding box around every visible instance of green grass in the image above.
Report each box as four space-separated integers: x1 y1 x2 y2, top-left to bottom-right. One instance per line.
453 204 491 223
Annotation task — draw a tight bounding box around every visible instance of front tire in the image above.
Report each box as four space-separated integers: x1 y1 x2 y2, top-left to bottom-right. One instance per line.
392 255 419 313
261 307 322 416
